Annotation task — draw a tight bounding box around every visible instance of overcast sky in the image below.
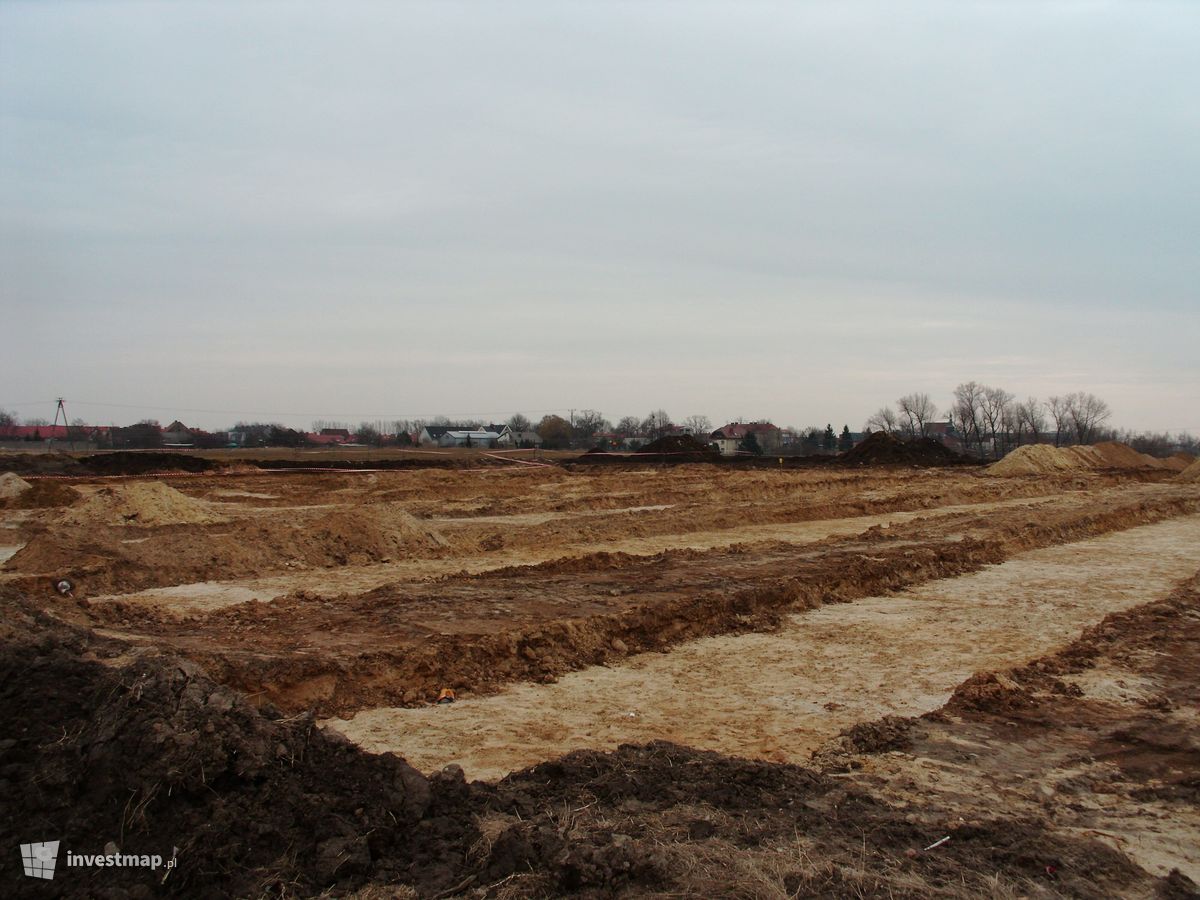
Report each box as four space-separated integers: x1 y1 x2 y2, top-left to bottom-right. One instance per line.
2 1 1197 433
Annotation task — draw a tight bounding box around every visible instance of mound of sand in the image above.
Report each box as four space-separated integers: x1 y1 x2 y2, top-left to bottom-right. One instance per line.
1165 451 1195 472
310 504 448 554
1176 459 1200 484
61 482 226 527
0 472 32 500
988 442 1177 477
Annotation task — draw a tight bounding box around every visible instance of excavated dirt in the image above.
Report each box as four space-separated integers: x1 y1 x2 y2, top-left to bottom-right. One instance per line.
0 479 81 509
60 482 227 528
839 431 972 466
326 513 1200 779
2 569 1197 897
988 440 1185 476
635 434 719 458
3 462 1200 897
1177 458 1200 483
6 465 1167 599
0 471 32 499
73 486 1200 717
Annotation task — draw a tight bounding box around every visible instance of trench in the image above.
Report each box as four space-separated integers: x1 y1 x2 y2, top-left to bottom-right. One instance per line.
326 513 1200 781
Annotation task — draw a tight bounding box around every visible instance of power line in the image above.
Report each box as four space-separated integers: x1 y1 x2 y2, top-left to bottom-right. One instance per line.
1 399 573 420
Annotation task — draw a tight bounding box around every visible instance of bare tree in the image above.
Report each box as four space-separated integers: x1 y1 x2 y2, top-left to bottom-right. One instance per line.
1014 397 1046 446
864 406 897 435
640 409 674 440
682 415 712 436
506 413 532 433
1066 391 1111 444
951 382 986 457
571 409 609 445
978 386 1014 459
615 416 641 436
1046 396 1071 447
897 393 937 438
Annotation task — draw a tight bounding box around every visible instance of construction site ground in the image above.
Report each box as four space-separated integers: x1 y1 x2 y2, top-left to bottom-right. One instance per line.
2 455 1198 897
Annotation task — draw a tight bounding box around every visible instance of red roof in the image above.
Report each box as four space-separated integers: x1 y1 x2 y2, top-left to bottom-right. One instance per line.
712 422 780 439
305 432 347 445
0 425 71 439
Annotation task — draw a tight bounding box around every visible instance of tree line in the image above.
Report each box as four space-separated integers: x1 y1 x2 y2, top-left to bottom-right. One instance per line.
865 386 1197 460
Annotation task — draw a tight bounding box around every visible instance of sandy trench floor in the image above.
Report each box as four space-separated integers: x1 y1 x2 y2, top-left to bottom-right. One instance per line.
83 493 1064 613
327 513 1200 781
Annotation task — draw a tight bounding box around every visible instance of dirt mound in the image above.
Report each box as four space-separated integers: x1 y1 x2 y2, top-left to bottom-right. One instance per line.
62 482 226 527
6 501 448 593
637 434 718 456
0 471 32 499
1176 459 1200 484
839 432 968 467
78 451 219 475
0 451 83 476
989 442 1174 477
308 504 449 558
0 479 80 509
0 606 477 898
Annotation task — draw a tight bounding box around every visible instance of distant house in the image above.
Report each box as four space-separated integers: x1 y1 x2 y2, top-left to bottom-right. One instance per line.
162 420 195 447
498 429 542 448
320 428 352 440
420 424 510 446
0 424 71 442
710 422 781 456
304 432 346 446
437 429 502 448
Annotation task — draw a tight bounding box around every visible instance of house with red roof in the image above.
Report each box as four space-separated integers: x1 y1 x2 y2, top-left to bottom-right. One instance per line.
709 422 782 456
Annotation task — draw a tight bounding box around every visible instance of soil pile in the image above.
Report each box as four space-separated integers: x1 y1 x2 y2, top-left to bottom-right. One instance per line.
79 451 219 475
308 504 449 557
62 482 226 527
637 434 718 457
0 452 83 476
0 471 32 499
1169 451 1196 470
839 432 968 467
1177 459 1200 484
6 502 449 592
0 605 478 898
989 442 1177 477
0 479 80 509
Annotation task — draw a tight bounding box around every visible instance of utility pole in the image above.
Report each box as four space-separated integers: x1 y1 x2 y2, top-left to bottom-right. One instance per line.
50 397 74 451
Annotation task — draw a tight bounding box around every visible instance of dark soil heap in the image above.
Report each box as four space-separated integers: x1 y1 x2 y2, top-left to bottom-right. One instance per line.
839 431 972 467
0 603 478 899
4 579 1193 899
636 434 719 459
0 452 219 478
78 452 219 476
0 479 80 509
